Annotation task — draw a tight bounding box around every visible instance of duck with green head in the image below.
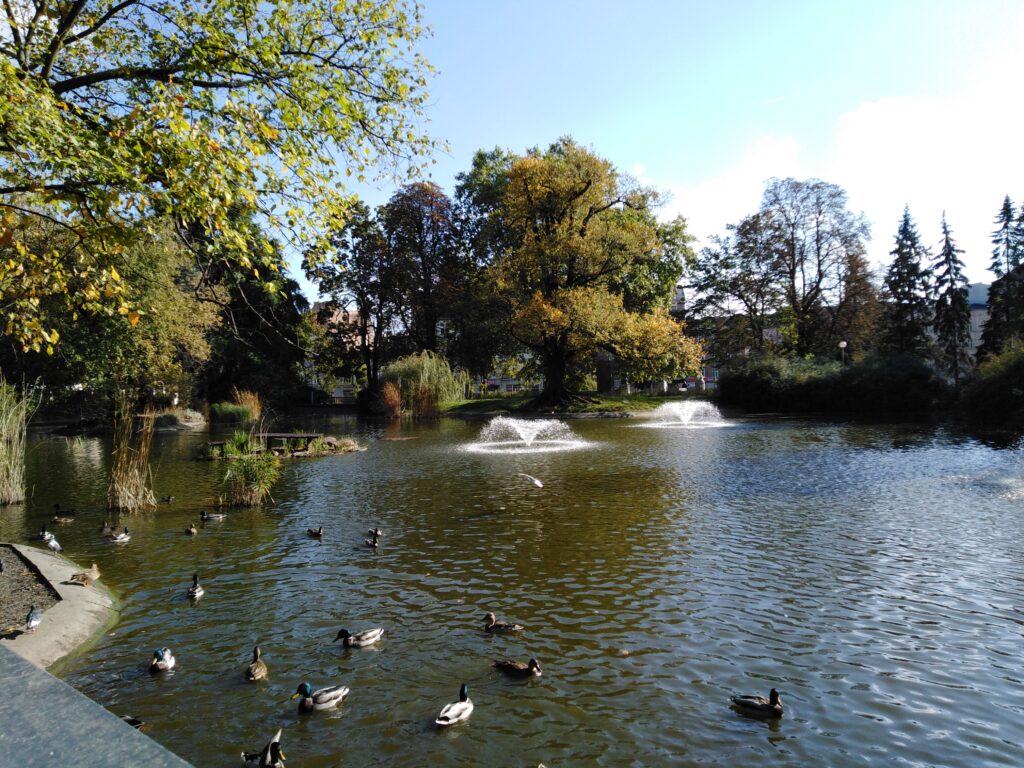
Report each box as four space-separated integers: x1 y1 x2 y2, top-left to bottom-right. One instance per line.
149 647 175 674
730 687 783 717
333 627 384 647
435 683 473 727
241 728 284 767
291 681 350 713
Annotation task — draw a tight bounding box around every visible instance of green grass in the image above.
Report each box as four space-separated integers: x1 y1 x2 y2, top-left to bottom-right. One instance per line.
209 402 252 423
442 393 700 415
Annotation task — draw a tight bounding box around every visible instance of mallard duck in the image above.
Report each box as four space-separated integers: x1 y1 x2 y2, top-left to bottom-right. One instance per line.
200 510 226 522
435 683 473 727
333 627 385 647
307 526 324 538
52 513 75 525
494 658 542 677
291 681 350 713
70 563 100 585
185 522 198 536
367 527 383 538
47 536 62 553
99 521 115 537
241 729 285 768
517 472 544 488
111 527 131 543
119 715 145 729
186 573 204 600
484 611 523 633
149 647 175 674
246 646 268 681
160 495 174 504
25 605 43 632
363 530 380 548
730 687 783 717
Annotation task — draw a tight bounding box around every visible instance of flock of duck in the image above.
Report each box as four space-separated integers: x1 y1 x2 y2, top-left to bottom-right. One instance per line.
22 489 784 766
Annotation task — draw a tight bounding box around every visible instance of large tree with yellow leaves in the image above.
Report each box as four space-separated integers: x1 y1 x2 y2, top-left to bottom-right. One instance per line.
466 139 702 406
0 0 437 352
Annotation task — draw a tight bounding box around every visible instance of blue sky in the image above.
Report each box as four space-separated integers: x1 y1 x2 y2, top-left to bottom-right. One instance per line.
293 0 1024 298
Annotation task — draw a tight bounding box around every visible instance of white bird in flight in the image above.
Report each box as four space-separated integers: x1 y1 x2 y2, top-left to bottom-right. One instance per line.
517 473 543 488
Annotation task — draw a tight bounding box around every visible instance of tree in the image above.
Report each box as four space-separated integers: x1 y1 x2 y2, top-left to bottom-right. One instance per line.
306 202 404 391
381 182 462 354
880 206 933 357
1 0 437 351
990 195 1022 278
479 138 702 405
832 249 881 361
979 264 1024 358
688 213 785 357
758 178 871 356
932 214 971 387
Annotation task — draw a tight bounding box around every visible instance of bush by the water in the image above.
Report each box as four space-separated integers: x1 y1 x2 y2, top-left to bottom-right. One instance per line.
209 402 252 422
223 450 279 506
380 351 467 417
961 349 1024 429
716 355 949 414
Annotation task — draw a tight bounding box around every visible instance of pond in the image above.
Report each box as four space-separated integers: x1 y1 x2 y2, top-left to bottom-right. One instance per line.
2 411 1023 767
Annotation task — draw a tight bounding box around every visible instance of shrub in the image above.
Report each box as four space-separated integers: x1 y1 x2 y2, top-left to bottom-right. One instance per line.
961 349 1024 429
224 451 279 506
209 402 252 423
716 355 948 414
380 381 402 418
381 351 467 416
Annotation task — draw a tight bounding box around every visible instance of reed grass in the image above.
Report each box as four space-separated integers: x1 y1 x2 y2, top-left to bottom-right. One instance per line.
208 402 252 422
223 430 279 506
380 381 402 418
231 386 263 422
107 394 157 512
0 379 36 505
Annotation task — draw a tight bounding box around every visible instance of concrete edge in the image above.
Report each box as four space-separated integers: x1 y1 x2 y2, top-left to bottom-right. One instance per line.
1 543 119 672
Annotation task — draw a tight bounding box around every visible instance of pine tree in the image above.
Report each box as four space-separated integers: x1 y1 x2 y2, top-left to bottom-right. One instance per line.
990 195 1021 278
932 213 971 387
881 206 933 357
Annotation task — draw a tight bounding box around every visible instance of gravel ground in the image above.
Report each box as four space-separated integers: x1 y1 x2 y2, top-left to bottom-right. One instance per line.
0 545 60 634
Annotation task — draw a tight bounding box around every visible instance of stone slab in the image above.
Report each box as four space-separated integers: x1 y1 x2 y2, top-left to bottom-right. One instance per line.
0 644 192 767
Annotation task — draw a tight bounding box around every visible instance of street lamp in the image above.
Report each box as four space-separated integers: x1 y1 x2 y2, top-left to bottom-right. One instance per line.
838 340 848 366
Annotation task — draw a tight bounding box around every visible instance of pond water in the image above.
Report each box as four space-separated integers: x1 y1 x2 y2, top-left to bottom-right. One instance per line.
3 413 1024 767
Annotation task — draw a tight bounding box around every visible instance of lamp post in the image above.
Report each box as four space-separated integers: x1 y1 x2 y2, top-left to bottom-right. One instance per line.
838 340 848 366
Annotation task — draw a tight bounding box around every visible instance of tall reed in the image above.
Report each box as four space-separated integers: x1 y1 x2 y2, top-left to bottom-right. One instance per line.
231 386 263 422
380 381 403 418
223 429 278 506
107 394 157 511
0 379 36 505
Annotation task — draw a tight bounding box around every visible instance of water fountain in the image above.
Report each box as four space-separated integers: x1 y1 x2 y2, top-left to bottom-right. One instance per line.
639 400 731 429
465 416 589 454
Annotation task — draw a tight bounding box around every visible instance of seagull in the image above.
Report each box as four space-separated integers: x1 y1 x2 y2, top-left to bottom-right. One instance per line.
25 605 43 632
517 473 543 488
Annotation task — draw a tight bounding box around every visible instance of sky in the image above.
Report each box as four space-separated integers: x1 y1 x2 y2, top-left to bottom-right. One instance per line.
294 0 1024 298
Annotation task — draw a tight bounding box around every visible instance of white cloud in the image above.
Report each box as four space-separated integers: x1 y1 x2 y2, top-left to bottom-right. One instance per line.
653 47 1024 285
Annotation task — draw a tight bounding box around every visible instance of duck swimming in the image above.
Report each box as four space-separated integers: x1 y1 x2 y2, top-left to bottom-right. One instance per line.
185 522 198 536
186 573 204 600
494 658 542 677
483 611 523 633
435 683 473 727
99 521 115 537
111 527 131 543
200 510 226 522
363 529 380 548
246 646 268 681
291 682 350 713
149 647 175 674
730 687 783 717
307 526 324 538
333 627 385 647
241 729 284 768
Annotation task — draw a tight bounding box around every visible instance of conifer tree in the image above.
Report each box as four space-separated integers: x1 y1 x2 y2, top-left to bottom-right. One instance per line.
990 195 1022 278
932 214 971 387
881 206 933 357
